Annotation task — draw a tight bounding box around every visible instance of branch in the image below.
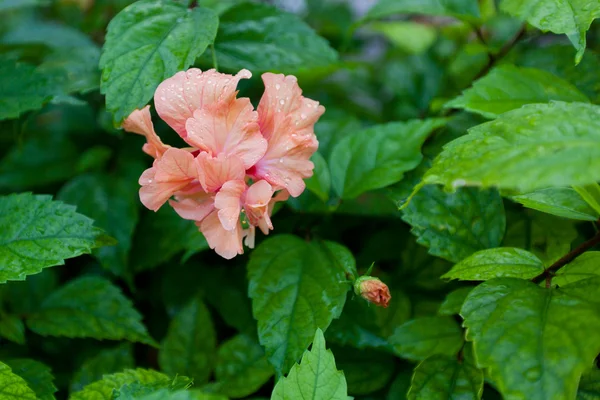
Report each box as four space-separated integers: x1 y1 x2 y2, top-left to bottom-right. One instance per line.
532 229 600 287
472 24 526 82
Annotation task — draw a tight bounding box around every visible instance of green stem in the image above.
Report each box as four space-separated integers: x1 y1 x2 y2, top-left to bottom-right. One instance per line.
211 44 219 71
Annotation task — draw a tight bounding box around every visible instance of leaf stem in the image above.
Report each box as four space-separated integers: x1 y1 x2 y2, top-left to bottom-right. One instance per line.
472 24 526 82
211 44 219 71
532 228 600 286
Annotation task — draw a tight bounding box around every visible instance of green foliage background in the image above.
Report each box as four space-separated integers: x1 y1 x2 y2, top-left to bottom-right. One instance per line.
1 0 600 399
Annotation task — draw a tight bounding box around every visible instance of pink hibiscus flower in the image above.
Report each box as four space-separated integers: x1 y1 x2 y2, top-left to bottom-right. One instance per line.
122 68 324 259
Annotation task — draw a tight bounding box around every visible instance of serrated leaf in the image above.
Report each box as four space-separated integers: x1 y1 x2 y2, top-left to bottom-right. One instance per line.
159 297 216 383
438 287 473 316
271 329 348 400
330 119 446 199
305 152 331 203
442 248 544 281
58 171 141 280
554 252 600 286
70 369 171 400
402 185 505 263
364 0 480 21
248 236 351 375
510 187 599 221
407 347 483 400
461 277 600 400
333 346 395 395
389 316 464 361
26 276 155 345
211 334 274 398
70 344 135 393
423 102 600 193
213 3 338 73
100 0 218 123
0 361 36 399
578 368 600 399
5 359 57 400
501 0 600 62
113 376 193 399
121 388 227 400
0 314 25 344
0 193 111 284
445 65 589 119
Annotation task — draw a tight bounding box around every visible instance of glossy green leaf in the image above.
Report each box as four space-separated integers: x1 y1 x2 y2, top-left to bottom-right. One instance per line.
578 368 600 399
271 329 348 400
438 287 473 316
120 388 227 400
330 119 446 199
112 376 193 399
5 359 57 400
0 193 111 284
501 0 600 62
39 46 101 95
407 348 483 400
402 185 505 263
389 316 464 361
305 152 331 203
554 252 600 286
422 102 600 193
58 171 141 279
70 369 171 400
442 248 544 281
461 277 600 400
248 236 351 375
445 65 589 119
364 0 480 21
334 347 396 395
510 187 599 221
0 314 25 344
370 21 437 54
211 334 274 398
213 3 338 73
26 276 155 345
0 361 36 399
0 0 49 11
159 298 216 383
70 344 135 393
100 0 218 123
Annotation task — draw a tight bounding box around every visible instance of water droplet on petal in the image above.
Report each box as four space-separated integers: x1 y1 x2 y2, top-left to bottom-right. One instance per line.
275 84 281 90
279 99 285 105
160 96 166 101
279 158 284 163
301 113 307 119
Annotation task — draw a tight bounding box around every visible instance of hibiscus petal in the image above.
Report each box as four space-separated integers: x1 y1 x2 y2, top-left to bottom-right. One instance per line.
244 180 274 235
169 191 214 222
122 106 169 158
185 97 267 169
154 68 252 140
200 210 243 259
197 152 245 193
154 148 199 182
215 180 246 231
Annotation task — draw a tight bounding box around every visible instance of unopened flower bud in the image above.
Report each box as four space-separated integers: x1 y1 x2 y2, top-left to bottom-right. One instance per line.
354 276 391 308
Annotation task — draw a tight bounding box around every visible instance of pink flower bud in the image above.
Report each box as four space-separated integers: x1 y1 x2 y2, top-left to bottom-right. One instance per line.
354 276 391 308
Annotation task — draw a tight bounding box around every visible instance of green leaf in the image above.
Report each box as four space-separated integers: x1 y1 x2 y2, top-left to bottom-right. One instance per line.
333 347 396 395
364 0 480 21
70 369 171 400
510 187 599 221
0 193 111 284
213 3 338 73
1 20 96 49
330 119 447 199
0 314 25 344
573 183 600 215
113 376 193 399
5 359 57 400
501 0 600 62
422 102 600 193
211 334 274 398
0 361 36 399
407 347 483 400
461 277 600 400
445 65 589 119
389 316 464 361
100 0 218 123
39 46 101 95
0 56 61 120
578 368 600 399
26 276 155 345
442 248 544 281
247 236 351 375
305 152 331 203
402 186 505 263
271 329 348 400
119 388 227 400
554 252 600 286
438 287 473 316
369 21 437 54
159 297 216 383
58 171 141 280
0 0 49 11
70 344 135 393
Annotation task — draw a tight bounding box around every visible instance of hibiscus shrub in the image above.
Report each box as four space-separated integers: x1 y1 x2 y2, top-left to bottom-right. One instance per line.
1 0 600 399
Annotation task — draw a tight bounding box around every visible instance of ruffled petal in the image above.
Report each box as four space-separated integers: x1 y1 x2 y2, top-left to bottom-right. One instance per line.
169 191 214 222
154 68 252 140
215 180 246 231
244 180 274 235
243 225 256 249
197 152 245 193
185 97 267 169
200 210 243 259
122 106 170 158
